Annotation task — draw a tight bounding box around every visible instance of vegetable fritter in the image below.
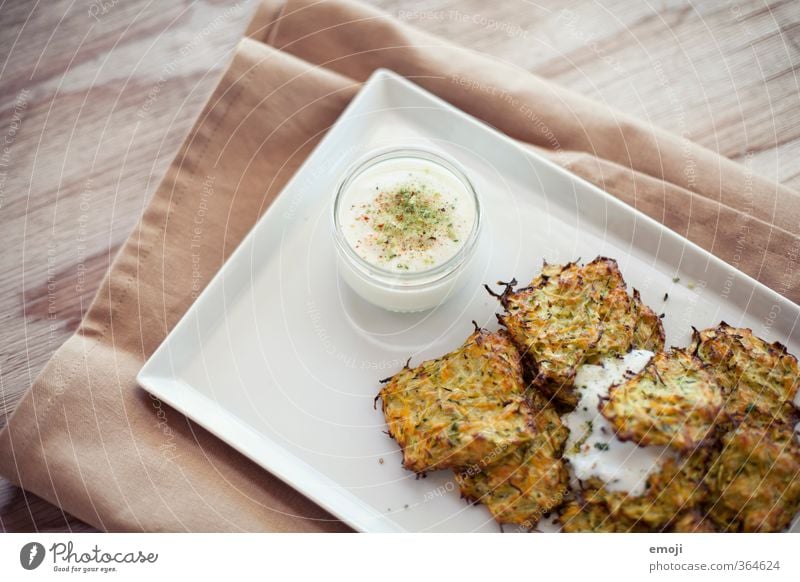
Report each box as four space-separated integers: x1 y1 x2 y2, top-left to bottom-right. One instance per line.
600 350 723 451
561 449 711 532
455 392 569 526
670 510 718 533
559 499 645 533
704 424 800 532
493 257 664 407
377 282 800 532
692 323 800 429
631 289 666 352
378 328 533 473
587 447 711 530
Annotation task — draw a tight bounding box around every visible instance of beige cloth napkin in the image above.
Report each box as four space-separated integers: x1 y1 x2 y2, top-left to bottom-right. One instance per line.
1 0 798 532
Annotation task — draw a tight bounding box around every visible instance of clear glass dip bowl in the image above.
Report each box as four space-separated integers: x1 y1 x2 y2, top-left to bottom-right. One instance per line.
332 147 481 313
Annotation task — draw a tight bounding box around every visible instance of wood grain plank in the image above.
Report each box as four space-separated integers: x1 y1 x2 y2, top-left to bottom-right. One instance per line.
0 0 257 532
376 0 800 190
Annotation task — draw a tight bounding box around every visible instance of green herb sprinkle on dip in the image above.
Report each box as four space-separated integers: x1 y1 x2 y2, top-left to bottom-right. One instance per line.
339 161 475 273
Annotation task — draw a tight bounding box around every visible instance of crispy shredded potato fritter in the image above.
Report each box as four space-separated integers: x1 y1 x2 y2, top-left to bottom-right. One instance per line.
692 322 800 429
378 328 533 473
705 425 800 532
494 257 665 407
562 447 711 531
670 510 719 533
377 258 800 532
455 391 569 526
600 349 723 451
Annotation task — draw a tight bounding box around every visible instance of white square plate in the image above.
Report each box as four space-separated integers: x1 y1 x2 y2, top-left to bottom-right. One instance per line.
137 69 800 532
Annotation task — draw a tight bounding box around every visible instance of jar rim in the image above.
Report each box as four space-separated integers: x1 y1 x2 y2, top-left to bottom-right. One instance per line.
332 146 481 288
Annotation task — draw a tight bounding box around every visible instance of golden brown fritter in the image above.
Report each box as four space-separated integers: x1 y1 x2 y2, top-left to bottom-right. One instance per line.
632 289 666 352
560 448 715 532
378 328 533 473
559 498 645 532
456 442 568 527
600 349 723 451
493 257 664 407
692 323 800 429
704 424 800 532
589 447 711 529
455 391 569 526
670 510 718 533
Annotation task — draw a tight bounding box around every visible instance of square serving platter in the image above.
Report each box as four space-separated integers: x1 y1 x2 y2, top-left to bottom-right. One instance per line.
137 69 800 533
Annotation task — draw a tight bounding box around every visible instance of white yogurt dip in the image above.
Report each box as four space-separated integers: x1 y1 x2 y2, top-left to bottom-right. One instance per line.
563 350 678 496
338 157 476 273
333 148 480 312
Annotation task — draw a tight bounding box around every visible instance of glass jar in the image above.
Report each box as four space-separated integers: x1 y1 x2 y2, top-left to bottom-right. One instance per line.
332 147 481 312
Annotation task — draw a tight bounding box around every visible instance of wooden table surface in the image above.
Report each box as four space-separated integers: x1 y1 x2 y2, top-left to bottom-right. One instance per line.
1 0 798 532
